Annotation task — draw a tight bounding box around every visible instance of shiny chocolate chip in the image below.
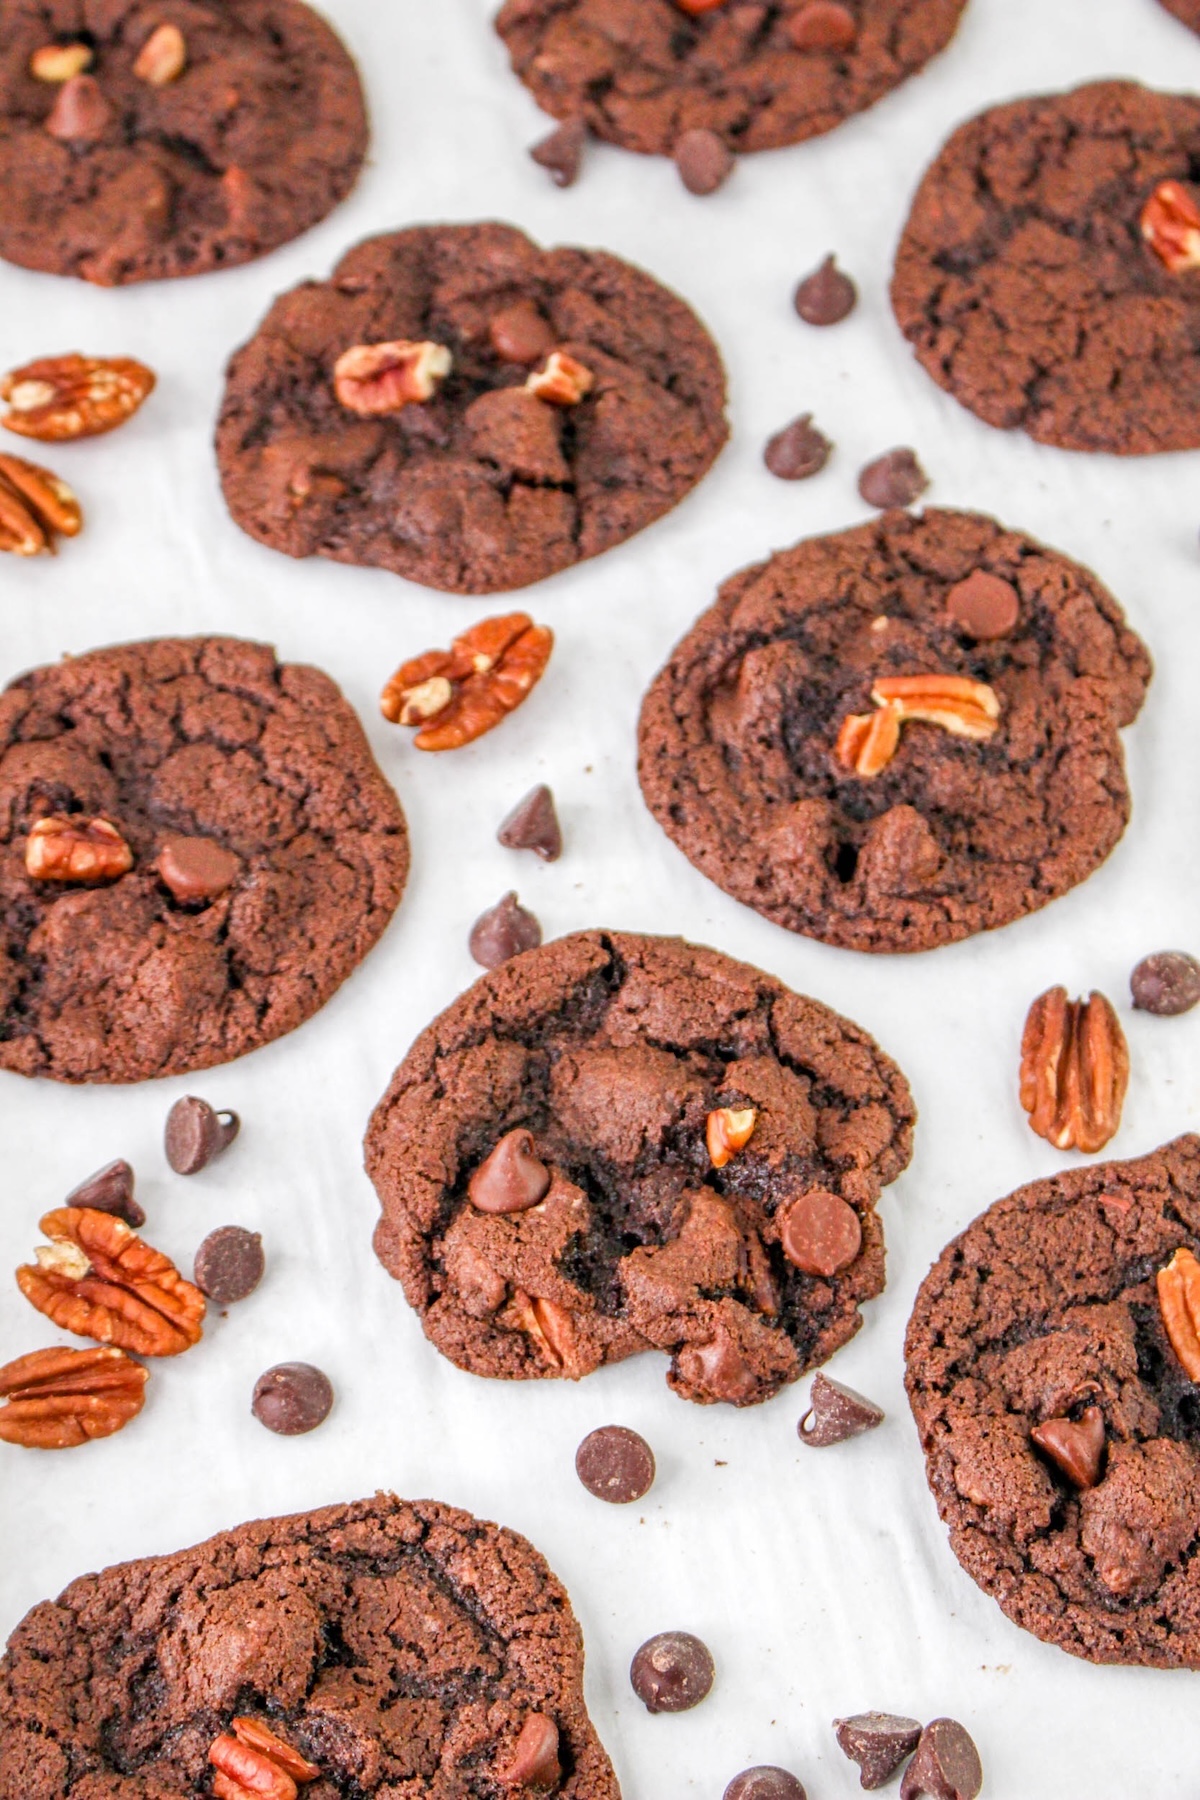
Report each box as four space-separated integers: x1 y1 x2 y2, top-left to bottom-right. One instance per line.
531 116 585 187
469 892 542 968
157 835 240 904
834 1713 922 1790
674 127 734 195
1131 950 1200 1015
764 414 832 480
468 1129 551 1214
724 1770 807 1800
1030 1405 1105 1489
798 1372 884 1447
793 253 857 324
900 1720 982 1800
945 570 1019 641
498 784 562 861
576 1425 656 1503
780 1190 862 1276
66 1158 144 1227
251 1362 333 1435
194 1226 265 1305
787 2 858 50
489 301 557 367
858 448 928 509
164 1095 240 1175
630 1631 715 1713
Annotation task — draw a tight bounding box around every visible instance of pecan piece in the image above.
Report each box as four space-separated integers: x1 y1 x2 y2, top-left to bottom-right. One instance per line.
835 705 901 777
210 1717 320 1800
381 612 553 751
706 1106 757 1168
1157 1246 1200 1382
25 815 133 883
134 23 187 85
524 350 594 406
0 452 82 555
17 1206 206 1357
0 1344 147 1449
1141 179 1200 273
30 41 93 82
333 340 452 415
835 673 1000 776
1019 987 1129 1154
2 354 156 441
510 1290 580 1374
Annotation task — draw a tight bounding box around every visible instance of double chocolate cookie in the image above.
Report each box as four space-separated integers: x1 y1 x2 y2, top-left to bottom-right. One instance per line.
637 508 1151 953
495 0 967 157
367 931 914 1406
0 636 408 1082
0 1493 619 1800
0 0 367 286
892 81 1200 452
1158 0 1200 31
906 1135 1200 1668
216 222 728 594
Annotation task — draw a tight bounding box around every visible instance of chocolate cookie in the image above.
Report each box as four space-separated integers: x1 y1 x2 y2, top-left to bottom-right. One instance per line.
494 0 967 158
0 636 408 1082
637 509 1151 954
1158 0 1200 31
891 81 1200 453
0 1492 619 1800
0 0 366 286
905 1134 1200 1668
366 930 914 1406
216 222 728 594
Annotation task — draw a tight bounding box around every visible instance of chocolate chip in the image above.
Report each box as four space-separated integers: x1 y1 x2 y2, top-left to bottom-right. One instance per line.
489 301 557 367
576 1425 656 1503
899 1721 982 1800
1131 950 1200 1015
946 570 1020 641
858 449 929 509
193 1226 265 1305
1030 1405 1105 1489
498 784 563 861
157 835 241 904
675 1333 758 1403
764 414 832 480
164 1096 240 1175
786 1 858 50
45 73 112 141
674 128 734 196
531 116 585 188
630 1631 715 1713
834 1714 922 1790
798 1372 884 1447
251 1362 334 1435
793 253 857 325
724 1769 807 1800
65 1158 144 1227
469 892 542 969
780 1189 862 1276
468 1129 551 1213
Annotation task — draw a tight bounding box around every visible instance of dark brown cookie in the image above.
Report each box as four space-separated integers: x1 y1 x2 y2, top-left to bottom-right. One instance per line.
0 1492 620 1800
892 81 1200 453
494 0 967 158
905 1134 1200 1668
637 508 1151 953
216 222 728 595
0 636 408 1082
366 930 914 1407
1157 0 1200 34
0 0 367 286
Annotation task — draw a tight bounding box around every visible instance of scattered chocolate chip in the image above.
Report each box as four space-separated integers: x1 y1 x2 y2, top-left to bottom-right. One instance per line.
899 1720 982 1800
786 1 858 50
489 300 557 367
834 1713 922 1791
1131 950 1200 1016
764 414 832 480
498 784 563 861
469 891 542 969
157 835 241 904
66 1158 144 1228
45 73 112 141
724 1769 807 1800
780 1189 862 1276
531 116 585 188
164 1095 240 1175
674 128 734 196
193 1226 265 1305
793 253 857 325
858 449 929 509
1031 1405 1105 1489
630 1631 715 1713
946 569 1020 640
468 1129 551 1213
251 1362 334 1435
576 1425 656 1503
798 1372 884 1447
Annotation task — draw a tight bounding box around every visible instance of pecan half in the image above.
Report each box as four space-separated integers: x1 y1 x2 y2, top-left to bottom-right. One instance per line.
706 1106 757 1168
2 355 156 441
835 673 1000 776
380 612 553 752
25 815 133 884
524 350 594 406
30 41 93 81
17 1207 206 1357
510 1290 581 1374
333 340 452 415
1157 1246 1200 1382
1141 179 1200 273
498 1715 562 1790
0 452 82 555
210 1717 320 1800
834 705 901 777
0 1344 146 1449
1019 987 1129 1154
133 23 187 85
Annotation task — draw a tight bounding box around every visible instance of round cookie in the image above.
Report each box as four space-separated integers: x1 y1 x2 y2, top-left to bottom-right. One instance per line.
495 0 968 157
905 1134 1200 1669
216 222 728 594
0 0 366 286
637 508 1151 954
892 80 1200 453
0 1492 620 1800
366 930 915 1407
0 636 408 1083
1157 0 1200 33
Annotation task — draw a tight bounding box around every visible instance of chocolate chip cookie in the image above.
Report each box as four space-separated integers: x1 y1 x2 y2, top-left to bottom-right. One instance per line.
367 930 914 1406
0 0 367 286
0 1492 619 1800
0 636 408 1082
905 1134 1200 1668
637 508 1151 954
1158 0 1200 31
494 0 967 158
216 222 728 594
892 80 1200 452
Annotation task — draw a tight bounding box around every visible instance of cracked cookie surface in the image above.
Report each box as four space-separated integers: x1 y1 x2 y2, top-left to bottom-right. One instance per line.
0 1492 620 1800
891 80 1200 452
215 222 728 595
0 0 366 285
636 508 1151 954
905 1135 1200 1668
494 0 967 157
366 930 914 1407
0 636 408 1083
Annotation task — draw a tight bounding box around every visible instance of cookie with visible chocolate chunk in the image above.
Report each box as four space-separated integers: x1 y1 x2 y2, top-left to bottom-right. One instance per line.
637 508 1151 954
0 0 367 286
495 0 967 159
0 1492 620 1800
905 1134 1200 1668
366 930 914 1407
0 636 408 1083
216 221 728 595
